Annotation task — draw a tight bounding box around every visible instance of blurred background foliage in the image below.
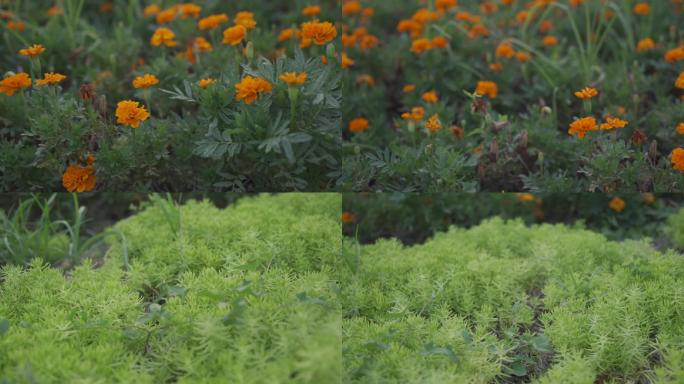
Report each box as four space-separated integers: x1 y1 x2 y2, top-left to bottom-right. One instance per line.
4 192 683 269
0 192 245 267
343 193 684 246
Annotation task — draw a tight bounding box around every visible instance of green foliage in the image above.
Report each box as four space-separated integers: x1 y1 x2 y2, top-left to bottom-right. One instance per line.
0 193 342 383
0 193 104 266
339 218 684 383
343 193 683 245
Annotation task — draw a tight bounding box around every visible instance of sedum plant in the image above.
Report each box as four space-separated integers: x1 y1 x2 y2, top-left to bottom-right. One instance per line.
0 193 342 383
339 218 684 383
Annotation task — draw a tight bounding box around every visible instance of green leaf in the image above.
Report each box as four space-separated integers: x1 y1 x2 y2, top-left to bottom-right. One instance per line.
422 342 459 363
0 319 9 336
504 361 528 377
281 139 295 163
531 334 553 353
221 297 248 325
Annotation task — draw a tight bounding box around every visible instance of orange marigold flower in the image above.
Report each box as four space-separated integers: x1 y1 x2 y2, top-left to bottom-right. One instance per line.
574 87 598 99
516 51 531 62
198 13 229 30
515 11 530 23
543 35 558 46
348 117 369 133
676 72 684 89
18 44 45 57
143 4 161 17
673 148 684 172
178 3 201 19
341 52 355 69
676 122 684 135
402 106 426 122
341 211 356 223
480 1 498 14
665 47 684 63
278 28 299 42
300 21 337 45
99 2 113 13
234 11 256 30
132 74 159 89
568 116 598 139
342 1 363 15
62 164 97 192
495 41 514 58
192 36 213 52
517 193 535 203
222 25 247 46
356 74 375 87
608 197 625 213
359 35 380 50
302 5 321 17
600 117 628 130
422 90 439 104
475 81 498 98
436 0 458 11
156 8 176 24
36 72 66 86
425 114 442 132
403 84 416 93
150 27 177 47
198 78 217 88
279 72 307 86
7 20 26 32
636 38 655 52
234 76 273 104
489 62 503 71
410 38 432 54
468 24 489 39
116 100 150 128
47 6 62 17
0 72 32 96
431 36 449 49
633 3 651 15
539 20 554 33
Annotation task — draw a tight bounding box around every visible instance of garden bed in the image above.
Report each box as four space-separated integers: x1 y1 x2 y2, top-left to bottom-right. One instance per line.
340 218 684 382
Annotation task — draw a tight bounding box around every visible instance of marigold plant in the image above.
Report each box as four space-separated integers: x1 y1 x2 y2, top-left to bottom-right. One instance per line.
0 1 341 192
341 0 684 192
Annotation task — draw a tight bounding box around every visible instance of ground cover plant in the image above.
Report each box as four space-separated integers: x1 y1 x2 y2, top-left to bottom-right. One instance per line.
340 0 684 192
343 192 684 245
0 1 341 192
340 217 684 383
0 193 342 382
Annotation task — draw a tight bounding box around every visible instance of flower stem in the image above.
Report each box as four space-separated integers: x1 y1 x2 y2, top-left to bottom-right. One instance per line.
143 89 152 115
288 86 299 130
